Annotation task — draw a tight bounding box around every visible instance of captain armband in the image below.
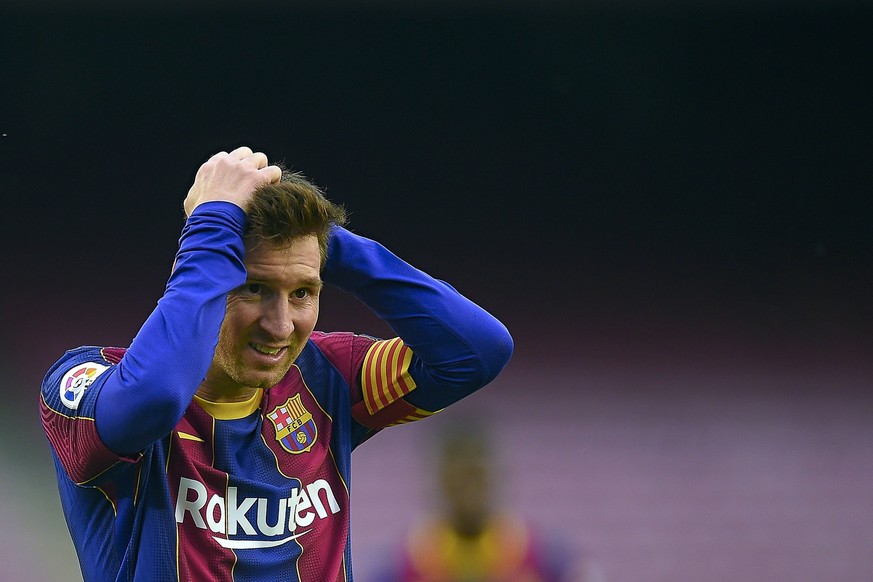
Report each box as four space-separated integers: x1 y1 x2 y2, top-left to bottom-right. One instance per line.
353 338 439 429
362 337 416 412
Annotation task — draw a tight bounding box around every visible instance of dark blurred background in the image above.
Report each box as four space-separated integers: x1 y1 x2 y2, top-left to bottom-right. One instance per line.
1 1 871 580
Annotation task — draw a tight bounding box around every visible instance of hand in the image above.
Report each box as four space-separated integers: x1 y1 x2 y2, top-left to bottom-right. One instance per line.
183 146 282 217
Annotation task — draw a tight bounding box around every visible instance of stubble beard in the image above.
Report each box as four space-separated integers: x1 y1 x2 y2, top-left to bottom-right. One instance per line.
209 333 307 394
240 340 304 390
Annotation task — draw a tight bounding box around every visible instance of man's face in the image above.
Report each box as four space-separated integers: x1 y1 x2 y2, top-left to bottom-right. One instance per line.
204 235 322 398
440 446 493 531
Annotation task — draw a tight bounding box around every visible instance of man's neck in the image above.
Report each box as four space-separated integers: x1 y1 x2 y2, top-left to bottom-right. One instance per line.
195 384 259 404
193 388 264 420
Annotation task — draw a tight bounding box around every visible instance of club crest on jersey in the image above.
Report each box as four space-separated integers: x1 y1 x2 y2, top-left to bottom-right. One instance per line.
267 395 317 454
60 362 109 410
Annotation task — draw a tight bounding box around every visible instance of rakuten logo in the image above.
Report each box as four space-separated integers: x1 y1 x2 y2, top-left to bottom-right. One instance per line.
174 477 341 549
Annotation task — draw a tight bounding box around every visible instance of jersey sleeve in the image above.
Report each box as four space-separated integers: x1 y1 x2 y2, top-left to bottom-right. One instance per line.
39 346 138 485
354 338 437 428
321 226 514 430
90 202 249 456
40 202 249 466
309 332 437 431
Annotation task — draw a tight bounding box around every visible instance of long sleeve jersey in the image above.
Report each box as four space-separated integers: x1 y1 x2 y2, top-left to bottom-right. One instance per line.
39 202 513 582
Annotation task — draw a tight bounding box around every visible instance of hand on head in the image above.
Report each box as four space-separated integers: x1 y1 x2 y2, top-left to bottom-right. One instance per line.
183 146 282 217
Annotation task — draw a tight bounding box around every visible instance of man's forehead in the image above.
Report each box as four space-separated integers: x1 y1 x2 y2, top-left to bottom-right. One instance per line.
243 236 322 278
244 233 319 252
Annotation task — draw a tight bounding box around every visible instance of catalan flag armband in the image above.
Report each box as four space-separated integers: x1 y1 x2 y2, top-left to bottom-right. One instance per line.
353 338 439 429
362 337 416 413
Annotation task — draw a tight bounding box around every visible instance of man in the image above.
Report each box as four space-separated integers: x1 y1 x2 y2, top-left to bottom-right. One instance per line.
39 147 513 581
375 426 602 582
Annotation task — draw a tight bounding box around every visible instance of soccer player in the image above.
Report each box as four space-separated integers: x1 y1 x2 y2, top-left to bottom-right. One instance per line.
373 427 602 582
39 147 513 581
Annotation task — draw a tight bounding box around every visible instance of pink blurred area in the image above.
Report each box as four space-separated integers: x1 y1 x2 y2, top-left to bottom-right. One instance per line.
350 348 873 581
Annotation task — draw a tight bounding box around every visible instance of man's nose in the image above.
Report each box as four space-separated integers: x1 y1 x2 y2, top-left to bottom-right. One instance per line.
259 298 295 339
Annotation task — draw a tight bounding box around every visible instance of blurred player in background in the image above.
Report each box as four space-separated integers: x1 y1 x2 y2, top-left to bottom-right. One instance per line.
39 147 513 581
374 424 605 582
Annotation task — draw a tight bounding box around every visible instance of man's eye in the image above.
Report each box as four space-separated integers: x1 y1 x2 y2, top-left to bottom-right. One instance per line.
293 289 308 299
245 284 262 295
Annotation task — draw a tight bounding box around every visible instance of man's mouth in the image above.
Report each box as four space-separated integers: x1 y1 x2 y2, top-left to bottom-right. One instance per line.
250 344 286 357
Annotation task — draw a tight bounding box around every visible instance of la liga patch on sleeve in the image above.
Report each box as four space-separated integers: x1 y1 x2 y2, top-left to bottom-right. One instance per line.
60 362 109 410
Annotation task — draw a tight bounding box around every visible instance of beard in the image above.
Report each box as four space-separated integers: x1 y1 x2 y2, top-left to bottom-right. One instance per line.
206 331 307 395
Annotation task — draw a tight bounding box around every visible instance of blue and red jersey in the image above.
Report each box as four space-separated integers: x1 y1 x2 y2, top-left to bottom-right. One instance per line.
39 202 513 581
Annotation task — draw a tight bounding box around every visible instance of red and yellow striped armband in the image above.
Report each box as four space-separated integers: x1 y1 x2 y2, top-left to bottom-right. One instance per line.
353 338 440 429
361 337 417 414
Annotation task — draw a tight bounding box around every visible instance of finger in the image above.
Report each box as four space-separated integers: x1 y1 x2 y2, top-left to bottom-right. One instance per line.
229 146 254 160
249 151 269 169
261 164 282 183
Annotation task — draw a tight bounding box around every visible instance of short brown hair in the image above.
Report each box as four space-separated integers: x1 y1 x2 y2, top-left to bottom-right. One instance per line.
246 169 347 267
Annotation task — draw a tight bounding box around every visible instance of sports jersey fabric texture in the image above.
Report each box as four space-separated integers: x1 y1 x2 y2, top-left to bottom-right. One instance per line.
40 202 513 581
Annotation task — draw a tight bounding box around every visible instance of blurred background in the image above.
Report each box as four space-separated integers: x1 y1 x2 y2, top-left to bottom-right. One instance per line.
1 0 872 580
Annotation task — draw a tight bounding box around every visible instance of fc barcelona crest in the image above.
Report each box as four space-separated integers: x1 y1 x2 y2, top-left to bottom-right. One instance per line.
267 394 318 454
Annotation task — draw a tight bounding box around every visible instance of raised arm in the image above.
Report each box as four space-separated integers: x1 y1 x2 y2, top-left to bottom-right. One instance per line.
322 226 513 424
94 148 281 455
